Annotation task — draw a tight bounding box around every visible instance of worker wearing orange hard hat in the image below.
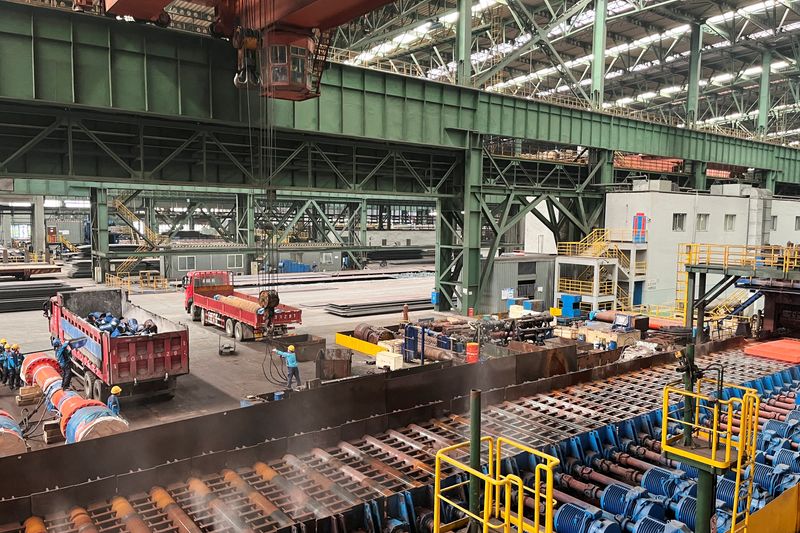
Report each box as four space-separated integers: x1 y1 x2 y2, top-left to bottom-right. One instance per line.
272 345 300 389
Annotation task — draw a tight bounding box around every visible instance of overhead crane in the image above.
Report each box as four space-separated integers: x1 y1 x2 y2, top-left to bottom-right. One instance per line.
78 0 398 100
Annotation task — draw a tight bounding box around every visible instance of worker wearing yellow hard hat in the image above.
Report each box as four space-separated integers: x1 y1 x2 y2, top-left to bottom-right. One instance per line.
271 344 300 389
0 341 7 386
107 386 122 416
6 343 22 390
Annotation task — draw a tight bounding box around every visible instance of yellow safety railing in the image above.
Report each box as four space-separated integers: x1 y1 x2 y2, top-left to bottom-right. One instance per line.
434 436 558 533
558 278 614 296
59 234 79 253
105 274 132 294
680 243 800 274
634 260 647 276
662 379 760 532
138 271 171 291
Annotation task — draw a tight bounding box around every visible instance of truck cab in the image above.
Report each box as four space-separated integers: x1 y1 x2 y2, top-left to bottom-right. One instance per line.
184 270 232 315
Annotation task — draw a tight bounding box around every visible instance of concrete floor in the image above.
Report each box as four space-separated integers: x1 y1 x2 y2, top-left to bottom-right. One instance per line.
0 271 436 444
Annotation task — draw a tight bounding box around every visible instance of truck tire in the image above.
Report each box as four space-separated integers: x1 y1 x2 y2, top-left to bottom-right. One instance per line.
234 322 244 342
190 303 200 321
83 371 95 400
93 380 107 403
225 319 235 338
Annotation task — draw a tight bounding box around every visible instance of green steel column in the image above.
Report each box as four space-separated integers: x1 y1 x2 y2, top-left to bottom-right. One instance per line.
469 389 482 529
695 273 706 344
684 271 695 329
693 161 708 190
591 149 614 184
144 197 157 234
435 198 454 312
456 0 472 86
462 138 483 314
360 199 368 246
757 50 772 138
238 193 255 247
695 469 714 533
765 170 778 192
90 188 109 282
687 24 703 125
591 0 608 109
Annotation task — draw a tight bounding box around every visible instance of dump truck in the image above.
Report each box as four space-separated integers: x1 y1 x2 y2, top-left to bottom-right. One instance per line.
46 288 189 401
183 270 302 340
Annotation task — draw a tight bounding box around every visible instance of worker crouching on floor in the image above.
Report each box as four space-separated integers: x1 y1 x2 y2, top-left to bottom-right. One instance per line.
272 345 301 389
107 386 121 416
52 338 73 390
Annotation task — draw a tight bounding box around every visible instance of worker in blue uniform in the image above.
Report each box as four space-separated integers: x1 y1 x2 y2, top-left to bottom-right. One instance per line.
6 344 19 390
0 338 6 385
1 343 10 387
52 338 74 389
10 345 23 389
107 385 121 416
272 345 300 389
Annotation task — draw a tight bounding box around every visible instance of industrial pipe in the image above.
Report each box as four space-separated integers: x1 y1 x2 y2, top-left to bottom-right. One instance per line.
0 410 26 456
592 310 682 330
149 487 201 533
110 497 151 533
221 470 293 528
21 353 127 443
219 295 263 314
187 478 254 533
68 507 99 533
24 517 46 533
354 323 395 343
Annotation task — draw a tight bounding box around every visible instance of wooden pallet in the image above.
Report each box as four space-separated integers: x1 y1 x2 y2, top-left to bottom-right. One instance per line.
43 420 65 445
15 385 42 406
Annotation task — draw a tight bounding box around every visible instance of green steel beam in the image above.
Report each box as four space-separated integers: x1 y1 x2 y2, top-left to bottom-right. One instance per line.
591 0 607 109
758 50 772 139
90 187 108 282
692 161 708 191
456 0 471 86
461 135 482 313
3 3 800 186
687 23 702 125
97 244 431 258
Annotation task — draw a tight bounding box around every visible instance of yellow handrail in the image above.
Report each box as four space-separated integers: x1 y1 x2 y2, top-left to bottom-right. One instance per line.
558 278 614 296
434 436 558 533
661 379 760 532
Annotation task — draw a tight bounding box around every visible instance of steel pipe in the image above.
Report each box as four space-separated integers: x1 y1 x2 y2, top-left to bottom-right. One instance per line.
149 487 201 533
21 353 127 443
23 517 46 533
187 478 254 533
110 497 151 533
68 507 98 533
0 410 26 456
221 470 293 528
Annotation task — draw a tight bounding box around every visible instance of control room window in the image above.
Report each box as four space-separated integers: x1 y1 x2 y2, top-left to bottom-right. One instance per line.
696 213 709 232
795 216 800 231
672 213 686 232
724 214 736 232
227 254 244 269
178 256 196 271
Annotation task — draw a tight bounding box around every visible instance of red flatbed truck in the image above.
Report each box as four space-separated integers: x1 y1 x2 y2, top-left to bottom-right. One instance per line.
47 288 189 402
183 270 302 341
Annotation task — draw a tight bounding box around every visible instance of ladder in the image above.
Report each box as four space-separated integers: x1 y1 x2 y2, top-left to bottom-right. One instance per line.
112 197 165 275
310 31 332 96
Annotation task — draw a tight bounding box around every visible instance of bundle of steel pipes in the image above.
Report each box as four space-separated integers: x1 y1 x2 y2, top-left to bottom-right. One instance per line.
21 354 128 443
219 295 263 314
0 410 25 456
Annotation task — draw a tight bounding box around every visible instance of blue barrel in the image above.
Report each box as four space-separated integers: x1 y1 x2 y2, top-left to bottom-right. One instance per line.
431 290 439 305
609 341 618 350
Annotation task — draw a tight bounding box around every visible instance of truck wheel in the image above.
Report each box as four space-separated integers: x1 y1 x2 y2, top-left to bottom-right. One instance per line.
225 319 235 338
190 304 200 321
234 322 244 342
83 371 95 400
93 380 107 403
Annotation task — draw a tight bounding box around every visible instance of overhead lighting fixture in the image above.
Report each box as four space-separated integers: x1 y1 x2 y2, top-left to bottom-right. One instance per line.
64 200 90 209
44 199 62 208
10 202 31 208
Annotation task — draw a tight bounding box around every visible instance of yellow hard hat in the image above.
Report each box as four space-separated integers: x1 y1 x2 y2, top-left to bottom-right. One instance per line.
287 345 295 352
11 344 19 351
3 344 9 350
0 338 6 345
111 386 122 395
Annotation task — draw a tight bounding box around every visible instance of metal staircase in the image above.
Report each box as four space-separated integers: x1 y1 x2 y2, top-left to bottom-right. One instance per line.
112 197 166 275
58 234 79 253
310 31 332 96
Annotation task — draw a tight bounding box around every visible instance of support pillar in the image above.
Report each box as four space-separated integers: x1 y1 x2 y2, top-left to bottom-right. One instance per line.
695 273 706 343
591 0 608 109
90 188 109 282
684 272 695 329
237 193 255 247
686 24 703 125
456 0 472 86
31 195 45 253
692 161 708 190
764 170 778 193
359 199 367 246
144 197 157 234
461 138 483 314
757 50 772 139
468 389 482 532
590 149 614 185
